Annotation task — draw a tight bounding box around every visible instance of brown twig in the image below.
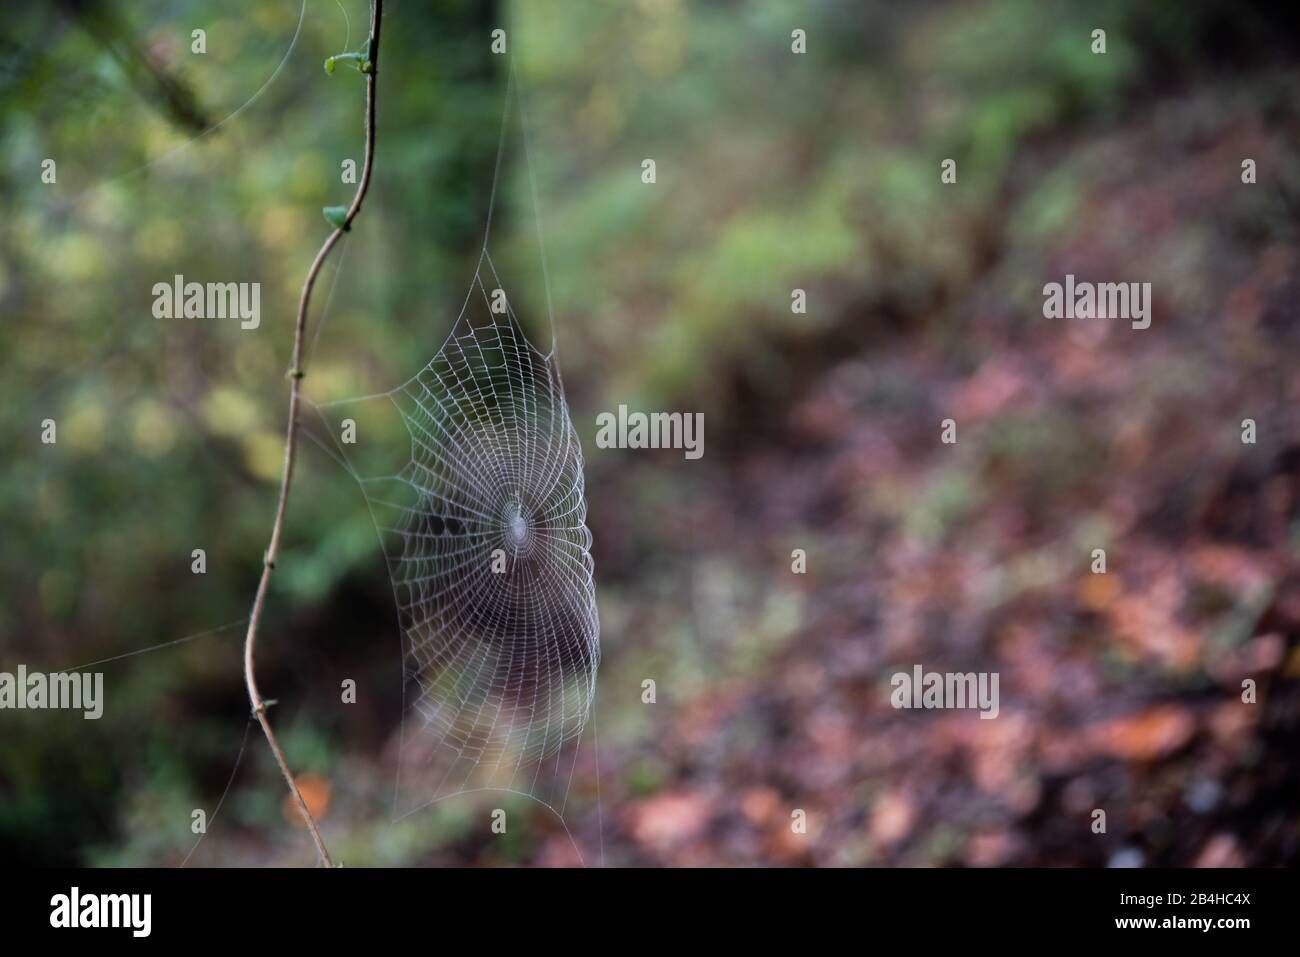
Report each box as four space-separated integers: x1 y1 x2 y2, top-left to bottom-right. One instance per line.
243 0 383 868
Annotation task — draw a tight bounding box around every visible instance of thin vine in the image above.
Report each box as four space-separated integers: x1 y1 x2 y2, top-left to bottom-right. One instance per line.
242 0 384 868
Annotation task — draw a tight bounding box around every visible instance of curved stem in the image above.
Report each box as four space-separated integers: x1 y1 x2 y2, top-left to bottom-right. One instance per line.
243 0 383 868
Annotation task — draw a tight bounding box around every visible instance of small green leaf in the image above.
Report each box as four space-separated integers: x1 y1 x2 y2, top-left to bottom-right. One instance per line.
323 206 349 231
324 51 366 75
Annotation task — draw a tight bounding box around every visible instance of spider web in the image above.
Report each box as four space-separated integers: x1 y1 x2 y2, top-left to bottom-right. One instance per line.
311 64 600 824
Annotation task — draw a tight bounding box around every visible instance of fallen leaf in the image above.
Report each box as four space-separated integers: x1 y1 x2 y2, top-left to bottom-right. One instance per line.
282 772 331 826
869 790 914 845
1091 706 1195 761
624 791 713 850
